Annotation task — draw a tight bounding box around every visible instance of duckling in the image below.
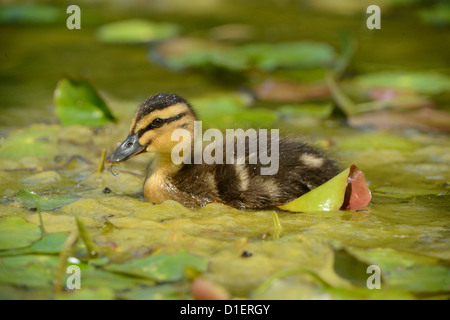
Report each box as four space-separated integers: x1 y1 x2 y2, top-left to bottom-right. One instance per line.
105 93 339 209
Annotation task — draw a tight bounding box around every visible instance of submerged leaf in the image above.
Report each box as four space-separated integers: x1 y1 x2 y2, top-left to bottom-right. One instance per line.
53 77 116 127
279 165 371 212
0 216 42 250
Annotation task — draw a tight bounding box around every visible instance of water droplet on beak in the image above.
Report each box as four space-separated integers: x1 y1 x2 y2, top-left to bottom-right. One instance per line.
109 164 120 177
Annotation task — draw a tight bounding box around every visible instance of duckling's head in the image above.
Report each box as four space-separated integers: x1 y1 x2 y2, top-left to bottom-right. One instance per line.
106 93 196 164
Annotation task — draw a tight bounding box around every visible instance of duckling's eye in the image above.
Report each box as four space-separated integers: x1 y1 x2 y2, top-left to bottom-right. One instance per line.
151 118 164 128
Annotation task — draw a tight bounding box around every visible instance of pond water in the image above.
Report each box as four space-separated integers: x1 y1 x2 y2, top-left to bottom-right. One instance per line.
0 0 449 300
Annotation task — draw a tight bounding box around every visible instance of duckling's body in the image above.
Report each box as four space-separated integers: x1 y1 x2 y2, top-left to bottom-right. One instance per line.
106 93 339 209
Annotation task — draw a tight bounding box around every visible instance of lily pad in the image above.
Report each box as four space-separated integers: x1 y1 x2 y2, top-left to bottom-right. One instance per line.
0 216 42 250
337 132 419 152
278 164 371 212
236 41 337 71
279 103 334 119
96 19 180 44
53 77 116 127
0 3 60 25
0 232 67 257
154 39 337 72
387 266 450 293
352 71 450 95
191 93 276 129
349 108 450 133
0 124 60 159
0 255 59 288
14 189 78 211
104 250 208 282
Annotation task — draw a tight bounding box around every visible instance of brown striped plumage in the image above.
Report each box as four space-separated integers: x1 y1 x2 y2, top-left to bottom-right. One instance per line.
106 93 339 209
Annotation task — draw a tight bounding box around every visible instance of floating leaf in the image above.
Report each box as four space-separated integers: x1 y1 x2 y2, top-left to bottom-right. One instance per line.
14 189 78 211
352 71 450 95
54 77 116 127
279 103 334 119
279 164 371 212
56 287 115 300
387 266 450 293
341 165 372 210
154 39 336 72
191 93 276 129
0 216 42 250
347 247 440 272
0 3 60 25
0 124 60 159
349 108 450 133
0 255 58 288
236 41 337 71
337 132 419 152
253 79 331 103
104 251 208 282
96 19 180 44
121 284 185 300
0 232 67 257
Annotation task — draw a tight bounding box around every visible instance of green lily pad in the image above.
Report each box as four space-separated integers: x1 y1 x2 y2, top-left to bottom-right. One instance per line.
278 165 371 212
347 247 440 272
0 3 60 25
338 132 419 152
0 124 60 159
343 247 449 293
56 287 115 300
0 255 59 288
104 250 208 282
352 71 450 95
192 93 276 129
154 38 246 72
0 216 42 250
279 103 334 119
96 19 180 44
236 41 337 71
14 189 78 211
388 266 450 293
119 284 184 300
54 77 116 127
155 39 337 72
0 232 67 257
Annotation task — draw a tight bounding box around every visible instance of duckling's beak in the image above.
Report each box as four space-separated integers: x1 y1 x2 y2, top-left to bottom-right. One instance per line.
106 133 145 165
